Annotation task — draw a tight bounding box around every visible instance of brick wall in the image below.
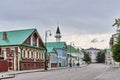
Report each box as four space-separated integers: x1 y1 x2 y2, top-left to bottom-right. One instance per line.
20 61 44 70
0 60 8 72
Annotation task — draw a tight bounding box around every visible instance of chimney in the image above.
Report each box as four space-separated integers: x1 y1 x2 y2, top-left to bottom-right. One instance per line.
3 32 7 40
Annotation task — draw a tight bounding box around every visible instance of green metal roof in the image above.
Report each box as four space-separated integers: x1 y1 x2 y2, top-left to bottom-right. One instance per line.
46 46 54 53
45 42 67 49
67 45 79 53
0 28 35 46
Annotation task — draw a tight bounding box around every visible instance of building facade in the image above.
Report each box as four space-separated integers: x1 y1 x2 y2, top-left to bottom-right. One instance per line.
46 47 58 68
109 33 118 65
86 48 100 63
0 29 46 71
105 49 112 64
46 42 68 67
67 45 82 66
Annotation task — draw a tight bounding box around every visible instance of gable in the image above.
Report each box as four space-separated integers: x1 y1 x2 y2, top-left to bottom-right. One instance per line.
23 31 45 48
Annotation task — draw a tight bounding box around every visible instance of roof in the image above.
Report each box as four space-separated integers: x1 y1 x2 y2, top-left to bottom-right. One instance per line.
0 28 37 46
56 27 61 34
46 46 54 53
45 42 67 49
67 45 79 53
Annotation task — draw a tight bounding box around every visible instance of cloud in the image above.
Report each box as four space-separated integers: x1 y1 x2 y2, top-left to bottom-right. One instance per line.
101 40 105 42
61 33 112 49
91 39 105 43
0 0 117 35
0 0 118 49
91 38 98 43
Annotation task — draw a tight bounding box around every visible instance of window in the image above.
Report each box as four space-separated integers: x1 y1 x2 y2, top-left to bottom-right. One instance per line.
6 48 10 54
33 34 37 46
28 51 30 58
11 50 14 54
23 50 25 58
36 52 39 59
1 50 4 57
15 47 18 53
31 52 33 58
39 53 41 59
41 53 43 59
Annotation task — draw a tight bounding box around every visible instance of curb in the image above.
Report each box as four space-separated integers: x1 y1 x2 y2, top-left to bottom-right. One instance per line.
0 74 15 80
0 65 86 79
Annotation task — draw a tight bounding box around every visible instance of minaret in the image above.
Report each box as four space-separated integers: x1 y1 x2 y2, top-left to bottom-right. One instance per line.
55 26 61 42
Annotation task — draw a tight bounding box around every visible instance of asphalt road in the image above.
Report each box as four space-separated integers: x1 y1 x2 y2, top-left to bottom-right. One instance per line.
4 64 108 80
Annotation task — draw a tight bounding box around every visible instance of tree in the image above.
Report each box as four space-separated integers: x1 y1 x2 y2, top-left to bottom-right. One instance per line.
83 52 91 63
113 18 120 31
112 30 120 67
112 18 120 67
96 50 105 63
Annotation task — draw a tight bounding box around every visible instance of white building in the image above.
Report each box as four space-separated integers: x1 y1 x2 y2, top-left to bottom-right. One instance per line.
86 48 100 63
67 45 83 66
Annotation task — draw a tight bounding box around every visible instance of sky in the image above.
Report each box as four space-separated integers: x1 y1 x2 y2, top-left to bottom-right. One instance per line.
0 0 119 49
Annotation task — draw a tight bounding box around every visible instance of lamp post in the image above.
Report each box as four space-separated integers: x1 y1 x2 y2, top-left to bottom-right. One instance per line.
77 47 81 66
44 30 52 70
69 42 74 67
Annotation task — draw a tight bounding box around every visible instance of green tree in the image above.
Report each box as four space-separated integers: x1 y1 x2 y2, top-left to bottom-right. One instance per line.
112 30 120 67
112 18 120 67
83 52 91 63
113 18 120 31
96 50 105 63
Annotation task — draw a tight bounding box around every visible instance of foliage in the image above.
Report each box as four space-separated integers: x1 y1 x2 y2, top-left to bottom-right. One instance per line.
96 50 105 63
82 52 91 63
112 18 120 63
113 18 120 31
112 30 120 62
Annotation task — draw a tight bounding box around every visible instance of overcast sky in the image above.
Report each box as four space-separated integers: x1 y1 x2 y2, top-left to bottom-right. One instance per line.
0 0 119 49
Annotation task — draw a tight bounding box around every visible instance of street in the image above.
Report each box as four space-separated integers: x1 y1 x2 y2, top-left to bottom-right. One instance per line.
4 64 108 80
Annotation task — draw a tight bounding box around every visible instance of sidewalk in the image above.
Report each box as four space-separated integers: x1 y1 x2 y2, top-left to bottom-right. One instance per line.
0 68 45 79
0 64 86 79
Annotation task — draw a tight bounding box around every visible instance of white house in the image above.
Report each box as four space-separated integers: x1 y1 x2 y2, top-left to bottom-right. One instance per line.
86 48 100 63
67 45 83 66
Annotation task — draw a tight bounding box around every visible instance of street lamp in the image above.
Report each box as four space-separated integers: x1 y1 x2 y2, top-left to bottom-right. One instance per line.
69 42 74 67
77 47 81 66
44 30 52 70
